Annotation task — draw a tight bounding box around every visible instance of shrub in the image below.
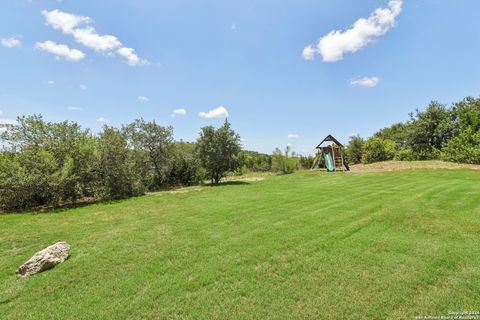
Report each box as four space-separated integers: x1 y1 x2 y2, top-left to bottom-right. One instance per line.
441 128 480 164
168 142 203 186
361 138 396 164
272 146 299 174
345 135 364 164
0 149 60 210
197 120 241 184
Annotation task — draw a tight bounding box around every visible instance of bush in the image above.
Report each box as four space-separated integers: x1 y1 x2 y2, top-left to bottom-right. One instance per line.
197 120 241 184
168 142 203 186
345 135 364 164
441 128 480 164
94 127 143 200
0 150 60 210
272 146 299 174
361 138 396 164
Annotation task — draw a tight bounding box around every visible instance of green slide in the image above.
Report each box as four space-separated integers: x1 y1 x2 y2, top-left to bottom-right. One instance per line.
324 152 335 172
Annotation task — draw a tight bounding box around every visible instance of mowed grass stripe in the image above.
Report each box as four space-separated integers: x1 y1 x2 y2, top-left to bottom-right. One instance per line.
1 169 480 319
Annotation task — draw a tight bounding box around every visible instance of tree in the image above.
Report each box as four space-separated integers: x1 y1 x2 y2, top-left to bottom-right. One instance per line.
361 137 396 164
452 97 480 132
123 119 174 189
95 127 140 199
0 115 96 205
407 101 455 157
168 142 204 186
441 127 480 164
197 120 241 184
344 135 364 164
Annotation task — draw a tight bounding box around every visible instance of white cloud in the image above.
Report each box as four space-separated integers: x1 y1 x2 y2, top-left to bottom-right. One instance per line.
96 117 109 123
117 47 148 66
73 27 121 52
42 9 147 66
302 45 315 61
48 80 55 85
138 96 149 103
350 76 379 87
303 0 402 62
35 40 85 62
172 108 187 117
288 134 299 139
42 9 91 33
1 36 21 48
79 84 87 91
199 106 229 119
67 106 82 111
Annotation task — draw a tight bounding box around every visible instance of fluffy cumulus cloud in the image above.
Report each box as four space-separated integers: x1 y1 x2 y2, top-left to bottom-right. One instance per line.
1 36 21 48
96 117 109 123
117 47 148 66
199 106 229 119
303 0 402 62
172 108 187 117
138 96 149 103
41 9 147 66
35 40 85 62
350 76 379 87
288 134 299 139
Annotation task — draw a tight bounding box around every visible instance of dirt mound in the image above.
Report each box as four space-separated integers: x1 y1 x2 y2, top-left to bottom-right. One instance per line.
349 160 480 172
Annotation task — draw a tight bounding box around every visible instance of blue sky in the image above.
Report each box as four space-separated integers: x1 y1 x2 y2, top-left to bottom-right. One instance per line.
1 0 480 155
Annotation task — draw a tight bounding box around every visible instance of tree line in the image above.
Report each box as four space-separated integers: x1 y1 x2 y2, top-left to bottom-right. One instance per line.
0 115 314 211
344 96 480 165
0 116 244 210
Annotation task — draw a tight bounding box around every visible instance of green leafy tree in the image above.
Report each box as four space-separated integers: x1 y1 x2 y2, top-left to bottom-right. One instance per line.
95 127 140 199
123 119 174 189
197 120 241 184
361 137 396 164
344 135 364 164
441 127 480 164
452 97 480 132
407 101 455 157
168 142 204 186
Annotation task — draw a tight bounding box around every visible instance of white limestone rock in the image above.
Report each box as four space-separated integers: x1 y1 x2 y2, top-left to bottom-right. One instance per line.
16 242 70 277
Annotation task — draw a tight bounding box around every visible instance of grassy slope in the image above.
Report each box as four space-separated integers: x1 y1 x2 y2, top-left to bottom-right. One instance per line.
1 169 480 319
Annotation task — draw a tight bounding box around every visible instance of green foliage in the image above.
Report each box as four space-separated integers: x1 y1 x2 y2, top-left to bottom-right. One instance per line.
94 127 140 200
0 149 60 210
344 135 364 164
298 155 315 170
0 115 246 210
197 120 241 184
272 146 299 174
168 142 203 186
123 119 174 189
238 150 272 172
441 127 480 164
361 137 396 164
452 97 480 132
369 97 480 164
407 101 455 154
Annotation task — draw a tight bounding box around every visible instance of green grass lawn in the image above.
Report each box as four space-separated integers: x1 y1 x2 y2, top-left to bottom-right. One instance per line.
1 169 480 319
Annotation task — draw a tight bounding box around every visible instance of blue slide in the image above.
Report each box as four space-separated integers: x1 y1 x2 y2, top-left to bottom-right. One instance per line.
324 152 335 172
